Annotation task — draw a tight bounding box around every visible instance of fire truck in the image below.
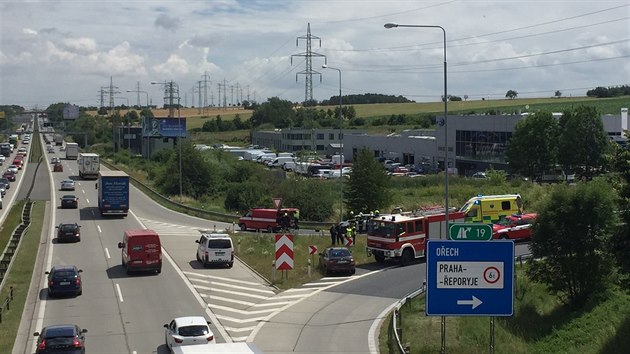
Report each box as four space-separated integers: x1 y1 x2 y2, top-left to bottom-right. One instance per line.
366 208 465 266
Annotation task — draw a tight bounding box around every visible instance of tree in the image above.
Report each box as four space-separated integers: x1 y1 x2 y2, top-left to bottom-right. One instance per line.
555 90 562 98
345 148 391 214
505 112 559 179
527 180 617 306
153 142 215 198
505 90 518 99
249 97 295 128
611 139 630 281
557 106 611 176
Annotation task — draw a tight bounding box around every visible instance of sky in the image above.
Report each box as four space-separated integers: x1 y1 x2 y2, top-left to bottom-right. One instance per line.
0 0 628 110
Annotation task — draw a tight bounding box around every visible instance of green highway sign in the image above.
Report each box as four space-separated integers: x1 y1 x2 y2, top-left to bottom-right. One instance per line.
449 223 493 241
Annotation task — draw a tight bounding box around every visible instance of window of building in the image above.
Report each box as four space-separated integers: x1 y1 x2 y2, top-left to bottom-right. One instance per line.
316 145 325 151
329 133 335 140
317 133 324 139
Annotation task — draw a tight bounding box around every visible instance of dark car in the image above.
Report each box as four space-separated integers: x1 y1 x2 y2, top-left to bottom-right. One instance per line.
53 162 63 172
0 177 9 190
319 247 356 275
34 324 87 354
56 223 81 242
60 195 79 209
46 265 83 297
3 170 16 182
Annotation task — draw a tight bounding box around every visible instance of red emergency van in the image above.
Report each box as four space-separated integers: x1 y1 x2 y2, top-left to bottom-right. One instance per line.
117 229 162 274
238 208 299 233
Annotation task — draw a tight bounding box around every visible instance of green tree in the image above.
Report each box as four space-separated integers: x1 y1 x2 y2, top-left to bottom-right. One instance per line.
527 180 617 306
345 148 391 214
505 112 559 179
505 90 518 99
153 142 215 198
250 97 295 128
611 140 630 281
557 106 611 176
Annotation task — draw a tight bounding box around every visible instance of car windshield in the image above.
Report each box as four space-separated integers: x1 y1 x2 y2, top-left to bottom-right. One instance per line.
52 270 77 279
207 239 231 249
495 217 512 226
330 249 351 258
45 327 75 338
60 224 76 232
369 221 396 237
178 325 208 337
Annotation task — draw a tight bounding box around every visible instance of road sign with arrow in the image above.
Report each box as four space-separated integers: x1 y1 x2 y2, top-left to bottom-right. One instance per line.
425 240 514 316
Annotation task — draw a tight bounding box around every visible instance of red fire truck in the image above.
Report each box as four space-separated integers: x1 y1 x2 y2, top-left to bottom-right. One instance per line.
366 208 465 266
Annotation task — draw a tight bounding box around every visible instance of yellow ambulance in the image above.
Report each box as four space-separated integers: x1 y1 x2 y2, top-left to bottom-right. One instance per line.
459 194 523 224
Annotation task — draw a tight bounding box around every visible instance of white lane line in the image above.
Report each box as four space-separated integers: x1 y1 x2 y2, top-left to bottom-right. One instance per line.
184 271 273 287
86 198 90 204
192 279 274 296
104 248 110 259
194 285 269 300
115 283 124 302
97 225 102 233
209 304 277 315
203 294 255 307
215 314 269 324
368 301 398 354
224 326 257 333
231 336 249 342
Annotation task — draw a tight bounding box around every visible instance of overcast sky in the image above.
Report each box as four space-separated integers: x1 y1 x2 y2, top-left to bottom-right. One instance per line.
1 0 628 109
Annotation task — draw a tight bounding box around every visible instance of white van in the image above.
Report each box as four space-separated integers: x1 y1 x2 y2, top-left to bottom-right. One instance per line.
270 156 294 169
256 153 277 164
195 232 234 268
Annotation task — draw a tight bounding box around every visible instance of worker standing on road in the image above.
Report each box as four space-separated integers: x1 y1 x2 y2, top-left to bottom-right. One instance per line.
329 224 337 245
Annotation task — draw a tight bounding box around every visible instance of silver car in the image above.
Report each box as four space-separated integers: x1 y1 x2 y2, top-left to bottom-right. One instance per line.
7 165 18 174
60 179 75 191
164 316 215 351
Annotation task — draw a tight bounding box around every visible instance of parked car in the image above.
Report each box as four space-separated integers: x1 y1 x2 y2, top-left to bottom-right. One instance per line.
60 195 79 209
3 170 16 182
56 223 81 243
53 162 63 172
164 316 216 352
471 171 487 179
319 247 356 275
46 265 83 297
60 179 75 191
492 213 538 241
33 324 87 354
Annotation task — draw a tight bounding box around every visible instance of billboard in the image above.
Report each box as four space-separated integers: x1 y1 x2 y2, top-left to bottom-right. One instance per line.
63 104 80 120
142 117 187 138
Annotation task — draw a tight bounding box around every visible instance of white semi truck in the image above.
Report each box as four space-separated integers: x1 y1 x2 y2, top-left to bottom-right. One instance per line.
65 142 79 160
78 152 99 179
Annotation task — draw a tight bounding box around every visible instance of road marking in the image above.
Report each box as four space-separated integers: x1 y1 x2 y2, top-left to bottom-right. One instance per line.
223 326 257 332
86 198 90 204
215 314 269 324
209 304 277 315
194 285 269 300
104 248 110 259
97 225 101 233
204 294 255 307
368 301 399 354
184 271 270 287
115 283 124 302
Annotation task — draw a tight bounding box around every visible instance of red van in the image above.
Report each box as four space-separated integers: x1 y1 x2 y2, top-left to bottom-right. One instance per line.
238 208 299 233
117 229 162 274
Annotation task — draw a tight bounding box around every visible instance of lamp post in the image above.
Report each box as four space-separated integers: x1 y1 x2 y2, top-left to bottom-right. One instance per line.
322 64 344 223
115 97 130 152
384 23 449 225
151 80 183 201
385 22 448 354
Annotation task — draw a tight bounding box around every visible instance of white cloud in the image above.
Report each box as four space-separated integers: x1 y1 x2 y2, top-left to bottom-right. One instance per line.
62 37 97 54
152 54 190 76
22 28 37 36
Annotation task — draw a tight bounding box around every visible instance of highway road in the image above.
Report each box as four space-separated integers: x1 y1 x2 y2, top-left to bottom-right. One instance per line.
13 125 533 354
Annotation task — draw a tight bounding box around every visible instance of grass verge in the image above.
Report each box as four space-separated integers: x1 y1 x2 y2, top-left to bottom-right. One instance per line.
236 231 370 290
0 201 44 353
379 265 630 354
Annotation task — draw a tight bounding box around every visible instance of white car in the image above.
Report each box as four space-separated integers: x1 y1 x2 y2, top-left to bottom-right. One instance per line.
164 316 215 351
7 165 18 174
60 179 75 191
0 156 5 165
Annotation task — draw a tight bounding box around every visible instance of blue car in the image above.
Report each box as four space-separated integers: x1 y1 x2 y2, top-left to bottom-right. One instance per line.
46 265 83 297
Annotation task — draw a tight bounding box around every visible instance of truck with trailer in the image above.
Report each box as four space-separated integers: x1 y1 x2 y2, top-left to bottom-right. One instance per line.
78 153 100 179
65 142 79 160
366 207 465 266
97 170 129 217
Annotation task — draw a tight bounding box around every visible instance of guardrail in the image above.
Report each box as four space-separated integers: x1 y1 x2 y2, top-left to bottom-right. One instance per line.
99 159 332 230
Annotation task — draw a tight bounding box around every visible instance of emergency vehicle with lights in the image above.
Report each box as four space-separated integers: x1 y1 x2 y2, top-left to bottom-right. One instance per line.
459 194 523 224
366 208 465 266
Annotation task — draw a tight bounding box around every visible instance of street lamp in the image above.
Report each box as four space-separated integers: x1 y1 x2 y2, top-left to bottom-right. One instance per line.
151 80 183 201
384 22 449 224
322 64 344 223
115 97 130 151
385 22 449 354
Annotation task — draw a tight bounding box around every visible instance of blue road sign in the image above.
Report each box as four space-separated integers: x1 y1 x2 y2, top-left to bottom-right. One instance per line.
426 240 514 316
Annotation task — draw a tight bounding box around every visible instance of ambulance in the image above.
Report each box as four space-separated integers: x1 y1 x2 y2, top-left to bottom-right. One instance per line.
459 194 523 224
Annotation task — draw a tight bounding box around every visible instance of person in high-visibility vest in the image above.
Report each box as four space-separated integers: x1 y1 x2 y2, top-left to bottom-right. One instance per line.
346 225 354 246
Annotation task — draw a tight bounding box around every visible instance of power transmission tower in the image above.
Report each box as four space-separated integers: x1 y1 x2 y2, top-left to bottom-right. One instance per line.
135 81 141 107
108 76 120 115
202 71 210 113
230 85 234 106
217 83 222 109
291 23 326 104
197 81 203 114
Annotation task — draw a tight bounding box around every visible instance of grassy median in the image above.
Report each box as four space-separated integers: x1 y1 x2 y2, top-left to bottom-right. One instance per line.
0 201 44 353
